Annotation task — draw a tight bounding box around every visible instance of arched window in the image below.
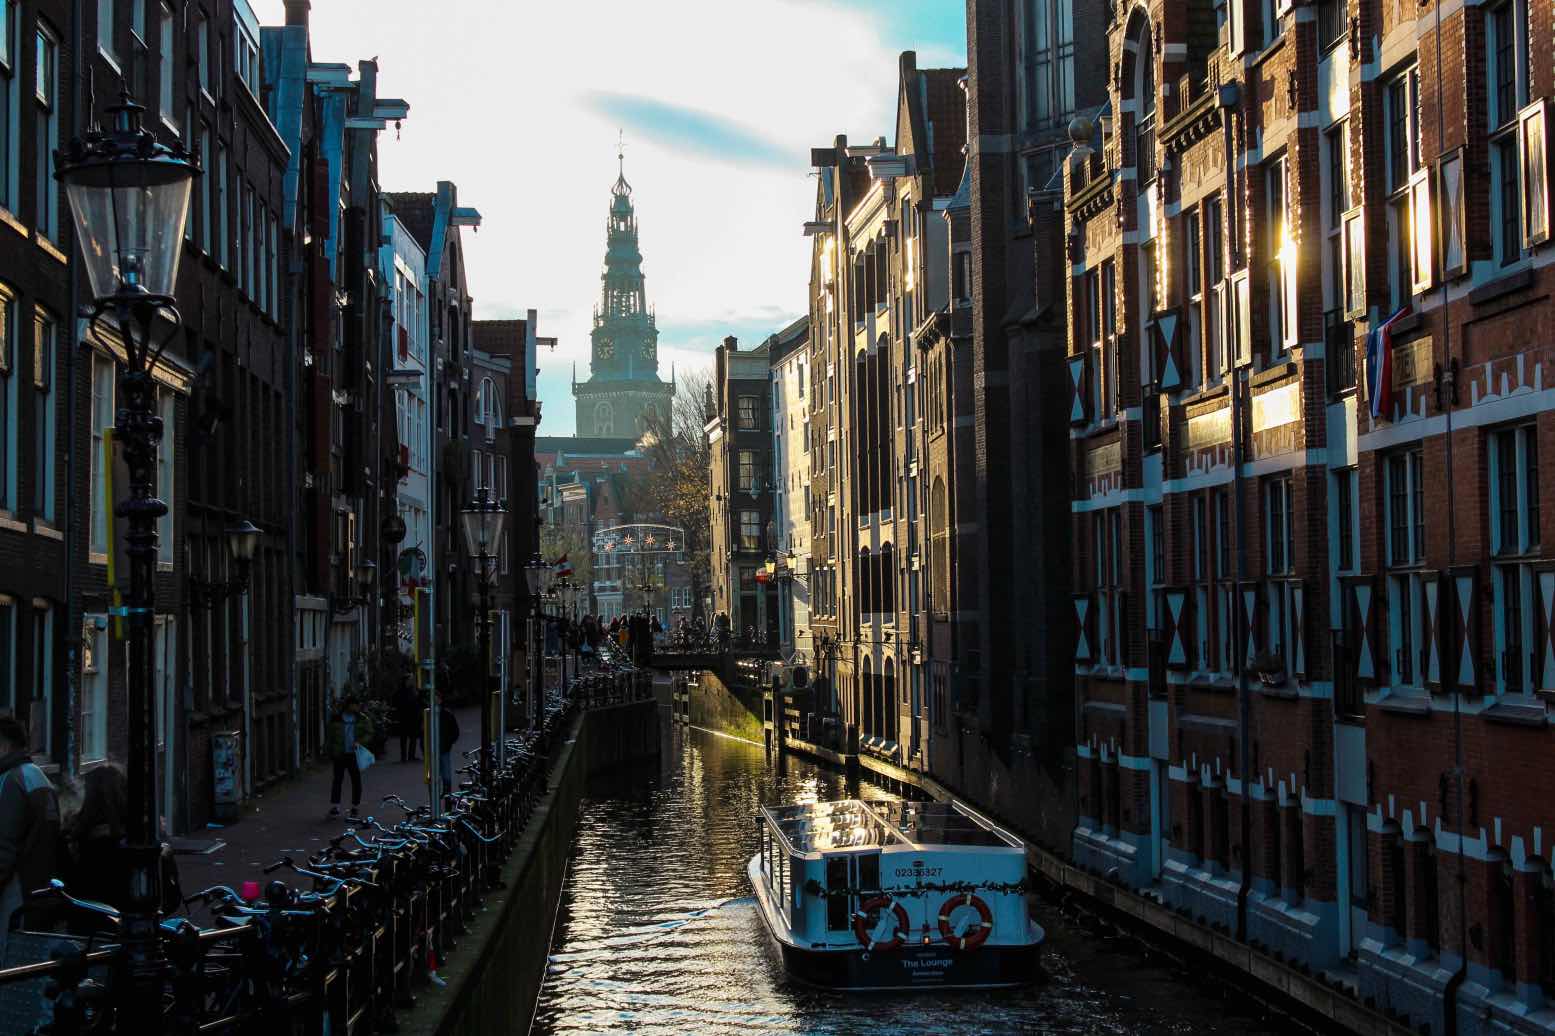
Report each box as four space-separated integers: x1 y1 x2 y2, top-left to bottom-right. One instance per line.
861 655 874 738
1132 15 1156 187
930 478 949 615
594 401 614 436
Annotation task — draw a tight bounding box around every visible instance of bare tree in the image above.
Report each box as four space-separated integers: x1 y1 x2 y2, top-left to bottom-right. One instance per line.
639 371 713 617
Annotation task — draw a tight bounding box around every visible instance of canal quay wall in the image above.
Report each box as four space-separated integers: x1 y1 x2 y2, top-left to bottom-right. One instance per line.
673 684 1413 1036
403 698 660 1036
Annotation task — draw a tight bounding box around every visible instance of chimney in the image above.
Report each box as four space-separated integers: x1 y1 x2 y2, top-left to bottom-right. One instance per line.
723 335 738 352
284 0 309 26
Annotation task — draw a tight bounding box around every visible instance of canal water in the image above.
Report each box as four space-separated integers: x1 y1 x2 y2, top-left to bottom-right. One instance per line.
533 721 1304 1035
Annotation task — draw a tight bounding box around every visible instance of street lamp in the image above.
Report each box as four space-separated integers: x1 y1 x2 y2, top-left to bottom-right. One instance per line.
459 489 506 787
56 93 198 1028
189 519 263 606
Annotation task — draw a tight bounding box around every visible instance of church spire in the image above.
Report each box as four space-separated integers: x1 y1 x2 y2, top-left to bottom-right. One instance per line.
613 129 631 198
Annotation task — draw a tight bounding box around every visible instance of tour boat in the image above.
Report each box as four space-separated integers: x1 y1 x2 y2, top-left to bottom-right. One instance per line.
748 798 1045 990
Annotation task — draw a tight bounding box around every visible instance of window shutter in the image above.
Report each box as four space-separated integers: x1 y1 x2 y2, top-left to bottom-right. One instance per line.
1438 151 1467 279
1290 581 1306 678
1074 592 1094 663
1450 565 1480 693
1232 270 1253 367
1155 308 1182 392
1166 587 1190 669
1409 170 1434 295
1069 352 1089 424
1536 565 1555 694
1423 571 1443 692
1519 99 1551 249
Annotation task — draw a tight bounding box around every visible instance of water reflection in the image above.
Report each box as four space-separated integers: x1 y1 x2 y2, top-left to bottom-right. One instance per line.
532 722 1299 1035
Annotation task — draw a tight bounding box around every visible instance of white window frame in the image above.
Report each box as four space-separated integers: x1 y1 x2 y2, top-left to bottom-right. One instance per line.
0 0 17 214
158 2 175 129
1383 448 1426 690
1264 154 1293 360
81 615 108 762
97 0 116 67
89 354 114 559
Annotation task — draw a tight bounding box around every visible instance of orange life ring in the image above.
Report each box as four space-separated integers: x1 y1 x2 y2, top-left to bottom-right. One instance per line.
937 892 993 951
852 895 910 952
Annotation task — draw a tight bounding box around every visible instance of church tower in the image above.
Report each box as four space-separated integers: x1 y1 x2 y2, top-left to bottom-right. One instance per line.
573 150 675 438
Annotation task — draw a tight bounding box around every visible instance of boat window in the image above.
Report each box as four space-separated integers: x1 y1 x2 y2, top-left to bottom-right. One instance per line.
826 856 851 931
779 852 790 916
858 852 880 894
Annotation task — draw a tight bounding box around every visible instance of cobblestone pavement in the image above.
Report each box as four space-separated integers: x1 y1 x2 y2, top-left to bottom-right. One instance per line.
175 706 482 907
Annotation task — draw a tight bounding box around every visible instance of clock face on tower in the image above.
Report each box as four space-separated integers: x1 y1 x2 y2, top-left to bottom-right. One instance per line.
598 337 615 360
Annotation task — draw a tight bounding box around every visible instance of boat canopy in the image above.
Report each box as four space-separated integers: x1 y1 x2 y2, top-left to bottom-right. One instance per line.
761 799 1021 855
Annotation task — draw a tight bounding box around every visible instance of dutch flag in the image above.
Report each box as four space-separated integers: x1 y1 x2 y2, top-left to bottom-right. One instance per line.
1365 305 1411 421
554 554 574 578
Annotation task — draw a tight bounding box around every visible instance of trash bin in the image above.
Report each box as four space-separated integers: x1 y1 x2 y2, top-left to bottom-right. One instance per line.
212 731 242 821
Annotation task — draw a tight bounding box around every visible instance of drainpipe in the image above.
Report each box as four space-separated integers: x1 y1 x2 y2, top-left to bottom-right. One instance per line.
1430 0 1469 1028
62 0 83 778
1214 82 1255 945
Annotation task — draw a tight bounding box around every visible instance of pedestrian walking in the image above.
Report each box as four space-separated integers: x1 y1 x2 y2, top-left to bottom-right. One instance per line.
326 696 376 821
394 681 422 763
0 714 60 957
437 698 461 796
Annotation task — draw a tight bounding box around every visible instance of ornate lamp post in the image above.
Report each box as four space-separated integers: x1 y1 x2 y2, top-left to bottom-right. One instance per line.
524 553 548 717
56 95 198 1027
459 488 506 786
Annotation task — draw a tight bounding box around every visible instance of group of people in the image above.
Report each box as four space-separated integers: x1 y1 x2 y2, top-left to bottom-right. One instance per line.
0 715 180 957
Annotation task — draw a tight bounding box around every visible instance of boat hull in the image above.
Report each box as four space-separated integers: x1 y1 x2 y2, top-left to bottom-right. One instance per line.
772 931 1043 991
749 855 1043 991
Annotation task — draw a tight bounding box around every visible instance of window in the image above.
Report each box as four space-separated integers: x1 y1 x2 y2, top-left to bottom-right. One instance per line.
198 126 211 250
158 391 174 563
34 23 57 239
89 355 114 556
1084 267 1104 417
1148 504 1165 633
158 3 174 126
1488 3 1530 266
81 616 107 761
1191 494 1213 669
1385 448 1426 688
1022 0 1075 131
1334 467 1356 572
235 26 259 95
31 309 53 521
593 400 612 436
1264 476 1294 575
195 10 208 94
737 395 759 431
1205 195 1226 376
0 287 12 511
1325 123 1352 310
738 449 757 492
1134 21 1156 187
953 250 971 303
1491 425 1539 694
97 0 116 64
1184 207 1203 388
1101 259 1117 417
740 510 760 551
1317 0 1345 50
1385 68 1422 309
216 144 228 267
1265 155 1291 359
32 601 52 755
0 0 14 213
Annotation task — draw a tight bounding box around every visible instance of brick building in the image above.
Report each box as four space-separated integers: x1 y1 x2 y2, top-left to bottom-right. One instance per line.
768 316 811 658
1062 0 1555 1029
0 0 75 775
707 333 778 641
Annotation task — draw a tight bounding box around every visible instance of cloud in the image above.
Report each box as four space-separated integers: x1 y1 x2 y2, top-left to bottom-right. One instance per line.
584 93 793 170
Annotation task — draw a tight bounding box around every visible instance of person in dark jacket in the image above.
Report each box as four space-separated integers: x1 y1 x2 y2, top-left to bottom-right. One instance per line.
325 697 375 820
394 682 422 763
0 715 59 957
437 697 460 796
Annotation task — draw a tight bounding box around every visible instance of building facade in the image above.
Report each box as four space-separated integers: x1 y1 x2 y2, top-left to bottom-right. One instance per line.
707 335 777 642
1061 0 1555 1030
769 317 811 659
573 162 673 439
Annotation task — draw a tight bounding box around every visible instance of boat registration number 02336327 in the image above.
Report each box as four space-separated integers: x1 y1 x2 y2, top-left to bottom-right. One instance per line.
892 863 942 879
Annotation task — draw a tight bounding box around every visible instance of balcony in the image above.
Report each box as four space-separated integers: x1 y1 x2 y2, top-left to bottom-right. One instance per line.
1325 309 1355 397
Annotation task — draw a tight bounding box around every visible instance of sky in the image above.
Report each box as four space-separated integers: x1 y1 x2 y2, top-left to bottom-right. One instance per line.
250 1 967 435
